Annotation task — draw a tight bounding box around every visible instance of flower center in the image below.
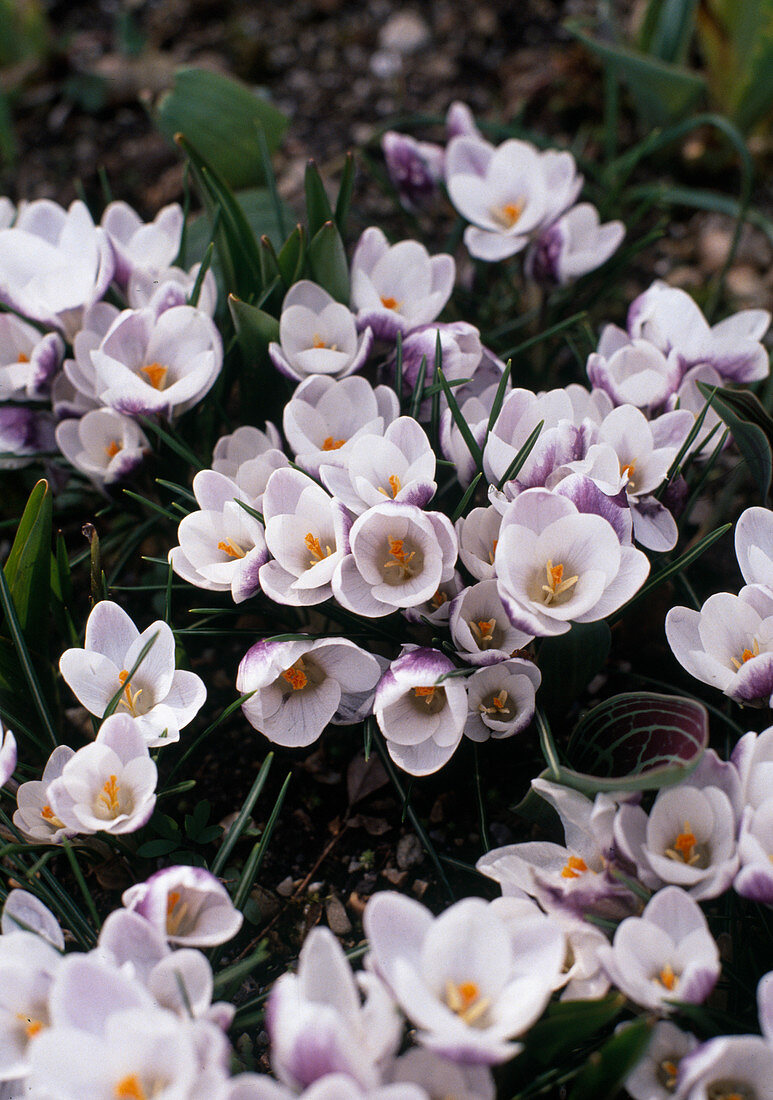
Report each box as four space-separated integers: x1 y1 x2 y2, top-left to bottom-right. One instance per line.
431 588 449 610
96 774 123 819
140 362 168 390
41 804 66 829
656 1058 680 1091
380 295 401 311
165 890 190 937
657 964 678 991
479 689 511 717
412 685 447 715
488 538 498 565
321 436 346 450
118 669 143 716
731 639 760 669
312 333 337 351
114 1075 149 1100
217 537 246 560
305 532 334 568
621 460 636 489
707 1083 756 1100
378 474 402 499
17 352 30 363
105 439 121 458
665 821 702 866
470 617 497 647
16 1012 44 1040
560 855 589 879
541 559 579 605
383 535 418 582
491 200 525 228
445 979 491 1026
281 662 309 691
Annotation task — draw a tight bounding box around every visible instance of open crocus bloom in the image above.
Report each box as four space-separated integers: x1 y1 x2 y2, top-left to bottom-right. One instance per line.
596 886 720 1012
269 280 373 382
494 488 650 638
45 714 157 836
91 303 222 418
168 470 268 604
59 599 206 747
101 200 183 288
13 745 76 844
55 408 149 487
665 586 773 707
0 313 64 401
525 202 624 285
236 636 382 748
0 198 114 339
350 227 455 340
463 660 540 742
267 926 401 1092
623 1020 698 1100
122 865 243 947
735 505 773 588
673 1035 773 1100
0 927 62 1083
449 579 534 666
364 892 565 1065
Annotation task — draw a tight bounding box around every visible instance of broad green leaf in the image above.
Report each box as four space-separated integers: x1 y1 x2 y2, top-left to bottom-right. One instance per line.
304 160 334 239
3 479 52 645
696 381 773 503
277 224 306 287
695 0 773 133
524 994 626 1065
537 621 611 713
569 1019 653 1100
567 19 706 126
156 68 288 190
307 220 350 304
228 294 280 359
638 0 698 63
555 691 708 795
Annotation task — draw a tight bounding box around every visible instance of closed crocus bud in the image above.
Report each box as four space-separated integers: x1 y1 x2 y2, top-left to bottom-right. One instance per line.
0 723 16 788
382 130 444 211
525 203 624 286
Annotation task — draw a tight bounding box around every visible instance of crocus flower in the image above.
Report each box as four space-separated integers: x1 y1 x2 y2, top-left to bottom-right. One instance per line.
0 407 56 469
46 714 157 835
55 408 150 486
0 928 62 1083
388 1048 494 1099
122 865 243 947
267 926 401 1091
13 745 76 844
0 198 114 338
449 580 534 666
735 798 773 905
168 470 268 603
2 889 64 951
0 724 16 788
596 886 720 1012
269 280 373 382
101 200 183 288
456 506 501 581
587 338 680 412
364 892 565 1065
60 300 121 407
494 488 650 638
127 259 218 317
463 660 540 742
350 227 455 340
525 203 624 285
236 637 382 748
59 599 206 747
373 647 468 775
622 1020 698 1100
735 505 773 588
0 314 64 401
381 130 444 210
90 303 222 418
673 1035 773 1100
211 423 288 511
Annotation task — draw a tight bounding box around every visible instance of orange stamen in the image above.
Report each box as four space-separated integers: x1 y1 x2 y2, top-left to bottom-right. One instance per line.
140 362 168 390
282 666 308 691
115 1075 147 1100
561 855 588 879
322 436 345 450
217 539 245 559
105 440 121 458
674 828 697 863
312 334 326 349
98 774 120 816
305 532 331 565
41 805 56 820
731 638 760 669
16 353 30 363
494 200 524 228
380 295 400 311
414 686 436 703
659 965 677 991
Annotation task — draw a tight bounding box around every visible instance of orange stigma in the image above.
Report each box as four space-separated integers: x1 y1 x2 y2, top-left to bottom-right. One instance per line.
140 362 168 390
114 1074 147 1100
282 665 308 691
380 295 400 311
105 440 121 458
322 436 345 450
561 855 589 879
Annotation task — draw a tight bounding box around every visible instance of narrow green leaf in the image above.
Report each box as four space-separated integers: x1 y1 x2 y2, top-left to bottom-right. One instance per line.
486 358 512 433
228 295 280 362
211 754 273 876
451 472 484 522
305 159 334 238
233 773 291 910
436 367 483 471
256 123 289 241
0 566 57 750
696 381 773 502
334 151 356 231
187 240 214 308
525 993 626 1065
497 420 544 490
307 220 350 304
409 355 428 421
3 479 52 644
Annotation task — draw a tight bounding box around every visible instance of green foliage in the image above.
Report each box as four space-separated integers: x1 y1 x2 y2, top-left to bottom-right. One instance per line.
697 381 773 504
695 0 773 134
569 1019 654 1099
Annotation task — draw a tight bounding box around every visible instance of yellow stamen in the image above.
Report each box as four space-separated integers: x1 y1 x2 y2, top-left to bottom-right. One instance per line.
542 559 579 605
140 362 168 390
118 669 142 716
16 1012 43 1039
658 964 677 991
731 638 760 669
41 805 65 829
480 689 511 717
380 295 401 311
114 1074 147 1100
445 979 491 1025
217 538 246 559
98 774 121 817
414 685 436 704
105 440 121 459
383 536 416 577
471 618 496 644
492 200 525 228
661 1059 679 1088
488 538 498 565
665 821 699 865
305 532 333 567
165 891 189 937
378 474 402 498
431 588 448 609
621 460 636 484
282 665 308 691
322 436 345 451
561 855 588 879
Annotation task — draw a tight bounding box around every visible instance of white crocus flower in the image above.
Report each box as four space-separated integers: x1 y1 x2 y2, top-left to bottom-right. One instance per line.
168 470 268 603
13 745 76 844
596 886 720 1012
364 892 565 1065
91 303 222 418
268 926 401 1092
373 647 468 776
0 314 64 401
2 890 64 951
236 636 382 748
269 280 373 382
623 1020 698 1100
482 386 576 491
60 299 120 408
673 1035 773 1100
320 416 436 515
0 724 16 788
101 200 183 288
332 502 457 619
525 202 624 285
456 506 502 582
586 338 681 412
127 260 219 317
0 198 114 339
0 929 62 1084
449 579 534 666
260 467 350 607
494 488 650 637
46 714 157 835
283 374 400 476
388 1048 494 1099
734 797 773 905
665 585 773 707
463 660 540 742
211 424 288 511
55 408 150 486
350 226 455 340
59 599 206 747
735 505 773 588
122 865 243 947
